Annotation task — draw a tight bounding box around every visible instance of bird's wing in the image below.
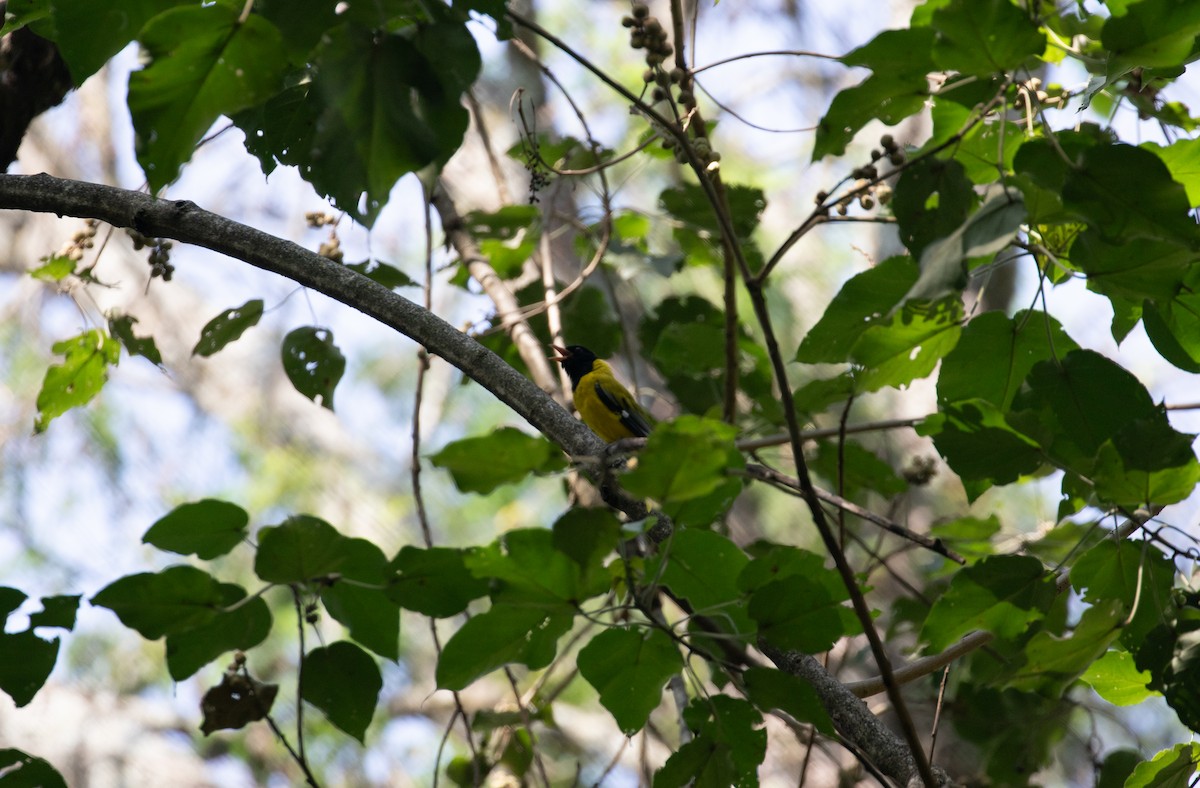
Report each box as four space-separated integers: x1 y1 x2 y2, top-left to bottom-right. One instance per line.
593 381 653 438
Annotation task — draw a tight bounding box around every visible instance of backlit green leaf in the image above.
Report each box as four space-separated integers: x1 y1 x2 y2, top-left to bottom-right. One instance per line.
921 554 1055 651
35 329 121 432
143 499 250 559
128 4 288 191
430 428 565 495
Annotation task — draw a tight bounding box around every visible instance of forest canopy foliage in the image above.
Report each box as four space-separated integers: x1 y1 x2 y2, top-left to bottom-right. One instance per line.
3 0 1200 785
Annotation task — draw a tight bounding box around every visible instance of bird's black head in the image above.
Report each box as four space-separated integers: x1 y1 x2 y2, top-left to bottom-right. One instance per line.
553 344 598 389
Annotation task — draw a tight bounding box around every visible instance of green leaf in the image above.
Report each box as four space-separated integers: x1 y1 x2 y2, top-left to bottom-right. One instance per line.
320 582 400 662
192 300 264 357
654 735 737 788
850 296 963 392
0 588 25 621
892 158 973 260
741 667 834 734
930 515 1001 564
1125 743 1200 788
281 326 345 410
1092 426 1200 508
1097 750 1142 788
748 574 857 654
930 0 1046 75
165 586 271 680
128 4 288 192
466 528 608 605
577 628 684 734
235 18 479 226
660 183 766 240
809 440 906 500
621 416 743 505
35 329 121 432
1144 138 1200 207
922 399 1044 493
253 0 340 64
1082 649 1155 707
435 602 574 691
739 544 846 598
1007 598 1124 695
550 509 621 576
27 595 80 631
254 514 385 585
796 257 918 363
1102 0 1200 71
1009 350 1161 470
950 119 1025 183
107 314 163 366
91 565 224 639
920 554 1055 651
650 322 727 377
813 28 935 159
905 185 1026 302
461 206 540 279
1071 234 1195 303
1062 144 1200 246
0 631 58 707
646 530 753 639
52 0 188 84
0 748 67 788
345 259 418 289
793 373 855 414
938 310 1078 410
301 641 381 742
142 499 250 559
387 546 490 618
659 697 766 788
430 427 566 495
29 254 76 282
1143 295 1200 373
1072 539 1176 648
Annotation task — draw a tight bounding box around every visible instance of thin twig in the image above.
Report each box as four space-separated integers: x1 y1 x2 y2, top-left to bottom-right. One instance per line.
741 463 965 564
744 274 940 786
690 49 840 75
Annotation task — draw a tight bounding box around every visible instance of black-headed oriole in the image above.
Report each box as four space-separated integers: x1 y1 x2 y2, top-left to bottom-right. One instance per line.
552 345 653 442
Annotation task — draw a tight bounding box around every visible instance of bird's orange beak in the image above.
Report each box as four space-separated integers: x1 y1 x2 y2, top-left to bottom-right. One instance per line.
549 345 571 363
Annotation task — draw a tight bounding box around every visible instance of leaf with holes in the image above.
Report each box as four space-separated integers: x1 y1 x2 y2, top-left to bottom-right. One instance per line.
193 300 264 357
35 329 121 433
281 327 345 410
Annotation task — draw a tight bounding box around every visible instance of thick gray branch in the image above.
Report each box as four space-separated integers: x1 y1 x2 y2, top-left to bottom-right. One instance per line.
0 172 599 457
759 642 953 787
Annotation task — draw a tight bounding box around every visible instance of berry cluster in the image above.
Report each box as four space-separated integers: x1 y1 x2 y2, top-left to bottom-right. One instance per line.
517 136 551 204
306 212 345 262
127 228 175 281
624 4 673 72
903 455 938 486
816 133 904 215
58 218 98 262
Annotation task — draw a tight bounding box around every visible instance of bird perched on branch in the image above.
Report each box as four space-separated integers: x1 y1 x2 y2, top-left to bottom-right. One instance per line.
552 345 654 442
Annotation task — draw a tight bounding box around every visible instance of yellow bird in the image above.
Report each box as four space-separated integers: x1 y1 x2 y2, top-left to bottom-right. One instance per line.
552 345 654 442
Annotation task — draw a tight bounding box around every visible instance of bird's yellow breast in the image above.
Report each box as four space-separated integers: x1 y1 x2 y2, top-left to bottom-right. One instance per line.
573 360 651 442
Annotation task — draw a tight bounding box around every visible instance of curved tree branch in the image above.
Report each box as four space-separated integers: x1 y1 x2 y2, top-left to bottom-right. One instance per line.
0 172 596 456
0 170 956 786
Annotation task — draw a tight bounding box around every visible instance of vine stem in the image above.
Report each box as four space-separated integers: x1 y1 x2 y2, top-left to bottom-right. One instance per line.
744 277 941 787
